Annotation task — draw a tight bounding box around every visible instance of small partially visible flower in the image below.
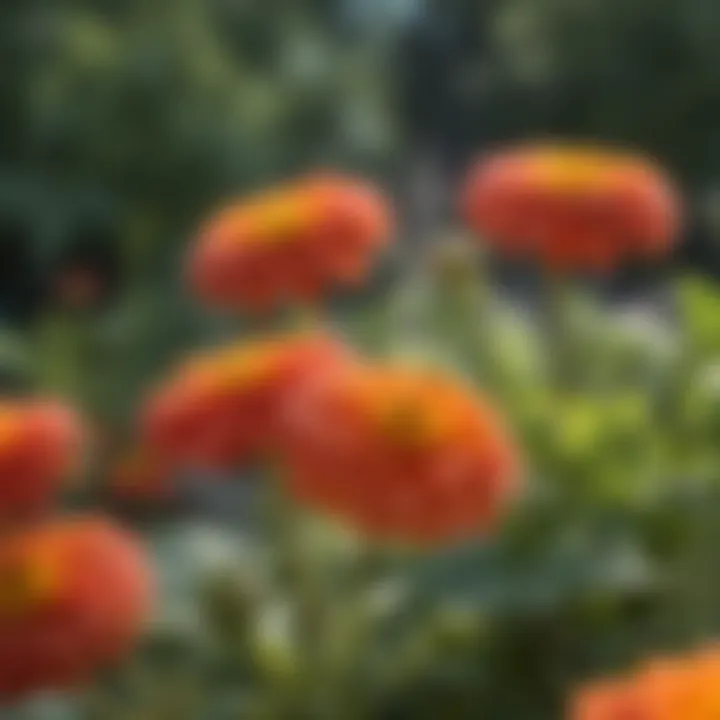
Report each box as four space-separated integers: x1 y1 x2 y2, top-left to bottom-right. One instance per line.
189 174 392 311
107 447 173 506
46 223 123 313
0 400 84 522
570 678 640 720
144 332 352 471
462 143 681 272
280 364 520 544
0 517 153 700
570 646 720 719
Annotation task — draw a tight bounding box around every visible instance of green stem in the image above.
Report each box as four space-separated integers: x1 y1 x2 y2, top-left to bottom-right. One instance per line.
459 256 502 390
542 273 579 392
263 471 326 716
429 238 503 390
33 313 89 403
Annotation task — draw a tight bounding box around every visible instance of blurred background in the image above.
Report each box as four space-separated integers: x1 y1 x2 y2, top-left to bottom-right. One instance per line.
6 0 720 306
6 1 720 718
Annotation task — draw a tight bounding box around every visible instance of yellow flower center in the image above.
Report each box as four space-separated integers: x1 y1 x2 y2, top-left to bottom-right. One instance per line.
531 150 613 192
243 192 314 245
0 552 57 619
216 348 278 388
188 343 279 394
0 411 19 451
373 396 451 449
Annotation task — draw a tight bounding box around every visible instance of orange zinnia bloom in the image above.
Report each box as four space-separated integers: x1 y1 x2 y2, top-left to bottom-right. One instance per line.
189 174 392 311
144 332 352 471
280 365 520 544
0 400 83 522
570 646 720 719
462 144 681 272
0 517 153 700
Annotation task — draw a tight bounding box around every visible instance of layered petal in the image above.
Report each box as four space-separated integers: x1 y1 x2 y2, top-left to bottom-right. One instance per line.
189 175 392 312
280 365 521 544
463 144 681 272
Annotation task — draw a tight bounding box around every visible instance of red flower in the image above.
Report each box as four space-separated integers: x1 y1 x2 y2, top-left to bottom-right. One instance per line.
144 332 352 471
462 144 681 272
0 400 83 523
0 517 153 700
280 364 520 544
570 647 720 719
189 174 392 311
570 680 644 720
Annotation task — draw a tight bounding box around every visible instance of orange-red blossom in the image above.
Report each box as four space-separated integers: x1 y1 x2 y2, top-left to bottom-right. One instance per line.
144 332 352 471
0 517 153 700
462 144 681 272
190 174 392 311
571 646 720 719
0 399 83 523
280 364 520 544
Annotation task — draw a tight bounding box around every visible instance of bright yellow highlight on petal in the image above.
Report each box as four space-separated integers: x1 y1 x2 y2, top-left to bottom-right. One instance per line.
354 375 458 449
376 400 448 448
232 189 314 246
188 343 280 392
0 550 57 619
529 149 613 192
0 412 19 451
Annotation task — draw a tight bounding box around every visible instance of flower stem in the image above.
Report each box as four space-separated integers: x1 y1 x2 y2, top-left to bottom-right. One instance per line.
542 273 579 392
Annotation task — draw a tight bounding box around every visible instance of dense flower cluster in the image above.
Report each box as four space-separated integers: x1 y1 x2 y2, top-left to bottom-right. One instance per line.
571 646 720 719
189 174 392 311
145 332 352 470
0 400 83 522
463 144 681 272
0 517 152 700
2 130 699 711
280 364 520 543
0 400 153 702
146 168 525 543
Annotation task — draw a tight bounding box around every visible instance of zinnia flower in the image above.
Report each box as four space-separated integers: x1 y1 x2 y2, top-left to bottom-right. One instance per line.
462 143 681 272
144 332 352 471
189 174 392 311
0 517 153 700
280 364 520 544
108 447 173 506
0 400 83 522
47 233 122 313
570 646 720 719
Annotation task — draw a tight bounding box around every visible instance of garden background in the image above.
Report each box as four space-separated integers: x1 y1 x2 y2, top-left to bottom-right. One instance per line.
4 0 720 718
